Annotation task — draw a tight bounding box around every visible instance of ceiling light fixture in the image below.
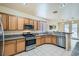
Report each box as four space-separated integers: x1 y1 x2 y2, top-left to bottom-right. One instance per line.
61 3 66 7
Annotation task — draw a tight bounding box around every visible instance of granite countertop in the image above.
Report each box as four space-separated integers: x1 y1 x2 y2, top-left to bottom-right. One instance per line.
71 38 79 40
35 33 65 37
71 42 79 56
4 35 25 41
2 31 70 41
4 36 25 40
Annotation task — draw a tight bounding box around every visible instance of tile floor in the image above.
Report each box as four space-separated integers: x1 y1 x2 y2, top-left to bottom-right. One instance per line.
15 44 71 56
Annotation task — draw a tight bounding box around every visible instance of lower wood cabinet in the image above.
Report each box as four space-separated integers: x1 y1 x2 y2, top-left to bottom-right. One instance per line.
4 38 25 56
0 41 3 56
36 36 41 46
36 35 57 46
17 39 25 53
45 36 52 44
40 36 45 45
51 36 57 45
4 40 16 56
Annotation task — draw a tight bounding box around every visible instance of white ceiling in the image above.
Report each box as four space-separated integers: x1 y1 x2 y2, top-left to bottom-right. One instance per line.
0 3 79 21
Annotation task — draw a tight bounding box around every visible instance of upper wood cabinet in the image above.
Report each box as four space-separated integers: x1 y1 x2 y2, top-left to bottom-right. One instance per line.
9 15 18 30
0 13 9 31
34 20 38 30
29 19 34 25
18 17 24 30
0 13 41 31
37 21 40 30
24 18 30 25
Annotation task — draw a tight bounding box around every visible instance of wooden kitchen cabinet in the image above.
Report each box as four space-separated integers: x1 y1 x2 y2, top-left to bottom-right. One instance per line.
40 36 45 45
37 21 40 30
36 36 41 46
16 39 25 53
45 36 52 43
9 15 18 30
29 19 34 25
18 17 24 30
36 36 45 46
51 36 57 45
0 13 9 31
0 41 3 56
4 38 25 56
4 40 16 56
24 18 30 25
34 20 38 30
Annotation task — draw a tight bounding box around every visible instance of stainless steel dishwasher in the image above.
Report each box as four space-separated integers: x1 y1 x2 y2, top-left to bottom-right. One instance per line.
56 32 66 48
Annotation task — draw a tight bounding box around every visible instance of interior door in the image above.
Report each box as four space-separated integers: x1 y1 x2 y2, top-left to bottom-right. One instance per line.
0 15 4 56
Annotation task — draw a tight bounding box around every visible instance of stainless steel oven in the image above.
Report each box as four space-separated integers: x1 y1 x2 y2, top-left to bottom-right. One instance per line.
23 32 36 51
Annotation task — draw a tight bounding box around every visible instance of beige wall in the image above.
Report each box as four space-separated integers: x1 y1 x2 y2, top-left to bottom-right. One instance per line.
46 20 59 31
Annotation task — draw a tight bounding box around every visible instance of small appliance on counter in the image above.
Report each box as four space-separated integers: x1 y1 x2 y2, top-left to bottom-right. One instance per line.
23 32 36 51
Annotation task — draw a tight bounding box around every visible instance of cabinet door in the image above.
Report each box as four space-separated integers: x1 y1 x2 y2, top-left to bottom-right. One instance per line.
18 17 24 30
0 41 3 56
40 37 45 45
24 18 30 25
29 19 34 25
1 14 9 31
37 21 40 30
45 36 52 43
36 37 41 46
34 20 38 30
17 39 25 53
9 15 18 30
4 40 16 56
51 36 57 45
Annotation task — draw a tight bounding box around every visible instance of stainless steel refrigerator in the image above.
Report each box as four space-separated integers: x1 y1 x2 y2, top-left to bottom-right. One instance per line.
0 16 4 56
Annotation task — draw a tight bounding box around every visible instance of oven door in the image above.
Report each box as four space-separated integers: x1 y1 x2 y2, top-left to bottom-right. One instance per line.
26 39 36 46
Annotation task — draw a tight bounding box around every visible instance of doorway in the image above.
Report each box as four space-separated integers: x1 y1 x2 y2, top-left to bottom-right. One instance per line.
71 24 78 50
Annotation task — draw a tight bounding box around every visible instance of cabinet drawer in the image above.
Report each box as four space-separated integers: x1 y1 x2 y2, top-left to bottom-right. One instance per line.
17 39 25 42
5 40 16 45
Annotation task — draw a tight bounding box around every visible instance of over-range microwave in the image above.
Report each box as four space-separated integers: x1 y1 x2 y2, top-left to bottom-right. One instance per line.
24 25 34 30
